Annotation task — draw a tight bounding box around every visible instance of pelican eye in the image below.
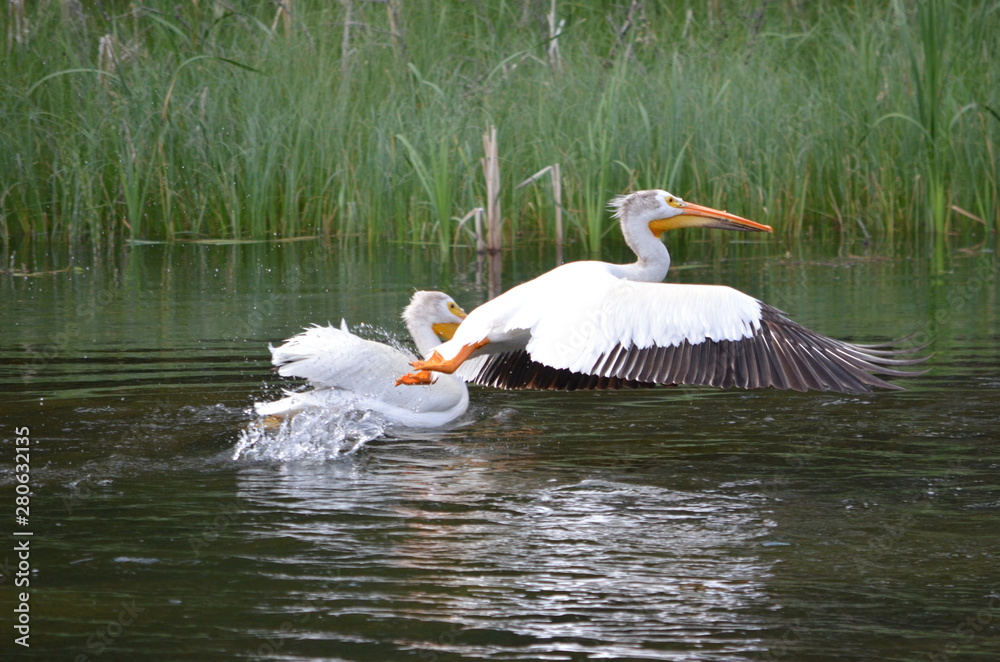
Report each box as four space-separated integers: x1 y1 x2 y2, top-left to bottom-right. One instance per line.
665 195 683 208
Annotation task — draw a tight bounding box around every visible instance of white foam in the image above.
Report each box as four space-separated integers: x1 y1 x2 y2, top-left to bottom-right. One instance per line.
232 405 387 463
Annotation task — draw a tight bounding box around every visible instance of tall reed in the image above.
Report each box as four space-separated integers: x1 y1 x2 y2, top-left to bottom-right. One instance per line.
0 1 996 249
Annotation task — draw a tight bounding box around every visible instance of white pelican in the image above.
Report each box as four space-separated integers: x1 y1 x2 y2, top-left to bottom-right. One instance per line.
256 291 469 427
397 190 926 392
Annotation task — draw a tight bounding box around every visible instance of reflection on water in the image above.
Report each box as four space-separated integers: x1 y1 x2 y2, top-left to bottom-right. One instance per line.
237 455 773 660
1 239 998 660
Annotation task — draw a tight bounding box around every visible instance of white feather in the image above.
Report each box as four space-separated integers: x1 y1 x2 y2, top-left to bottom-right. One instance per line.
445 263 762 375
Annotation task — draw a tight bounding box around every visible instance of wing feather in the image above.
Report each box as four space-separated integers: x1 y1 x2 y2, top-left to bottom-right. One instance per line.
266 324 468 423
270 324 416 391
461 292 927 393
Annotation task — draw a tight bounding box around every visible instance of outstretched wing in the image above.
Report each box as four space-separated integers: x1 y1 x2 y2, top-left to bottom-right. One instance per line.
460 279 927 393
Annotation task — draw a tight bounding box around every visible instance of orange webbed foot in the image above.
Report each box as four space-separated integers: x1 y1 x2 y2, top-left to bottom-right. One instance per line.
407 340 489 376
409 350 447 372
395 370 435 386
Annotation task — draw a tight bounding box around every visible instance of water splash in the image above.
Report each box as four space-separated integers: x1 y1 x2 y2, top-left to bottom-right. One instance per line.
232 405 387 463
350 321 412 353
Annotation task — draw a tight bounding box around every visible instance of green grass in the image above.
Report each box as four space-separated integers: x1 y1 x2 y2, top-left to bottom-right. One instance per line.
0 1 997 249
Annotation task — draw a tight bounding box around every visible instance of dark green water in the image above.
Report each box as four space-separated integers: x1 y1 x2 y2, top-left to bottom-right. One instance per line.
2 238 999 661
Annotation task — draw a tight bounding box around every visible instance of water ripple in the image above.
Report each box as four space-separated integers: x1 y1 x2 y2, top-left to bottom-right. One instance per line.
233 458 775 659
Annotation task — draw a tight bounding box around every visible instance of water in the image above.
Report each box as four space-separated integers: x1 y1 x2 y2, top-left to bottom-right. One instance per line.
2 238 999 661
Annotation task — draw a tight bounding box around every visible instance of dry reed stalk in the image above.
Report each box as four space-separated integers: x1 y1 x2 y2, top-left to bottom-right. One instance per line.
272 0 294 36
97 35 117 73
341 0 353 80
97 32 139 83
7 0 27 50
62 0 85 32
481 126 501 254
474 207 485 253
387 0 406 59
547 0 564 68
457 207 486 253
552 162 563 263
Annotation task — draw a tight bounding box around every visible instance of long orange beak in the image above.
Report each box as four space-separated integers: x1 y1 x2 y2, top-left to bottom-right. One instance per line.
649 201 773 237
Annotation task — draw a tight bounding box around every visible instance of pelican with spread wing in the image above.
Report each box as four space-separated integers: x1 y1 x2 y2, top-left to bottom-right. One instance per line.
397 190 926 392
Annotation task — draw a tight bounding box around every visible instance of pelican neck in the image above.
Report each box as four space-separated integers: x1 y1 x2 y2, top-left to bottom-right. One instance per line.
615 233 672 282
408 322 443 357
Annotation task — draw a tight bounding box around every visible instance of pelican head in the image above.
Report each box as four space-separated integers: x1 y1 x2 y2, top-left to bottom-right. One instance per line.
611 189 773 238
402 291 468 355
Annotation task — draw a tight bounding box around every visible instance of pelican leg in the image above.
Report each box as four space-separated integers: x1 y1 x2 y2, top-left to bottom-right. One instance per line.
396 338 490 386
414 338 490 373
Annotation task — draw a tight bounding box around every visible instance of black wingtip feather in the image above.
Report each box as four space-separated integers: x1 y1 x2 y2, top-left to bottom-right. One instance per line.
464 303 929 393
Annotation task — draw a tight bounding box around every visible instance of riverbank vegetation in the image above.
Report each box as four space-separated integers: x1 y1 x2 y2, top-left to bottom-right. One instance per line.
1 0 996 249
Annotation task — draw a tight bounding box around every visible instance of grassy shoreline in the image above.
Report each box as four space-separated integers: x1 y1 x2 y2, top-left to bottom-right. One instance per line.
1 1 997 248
